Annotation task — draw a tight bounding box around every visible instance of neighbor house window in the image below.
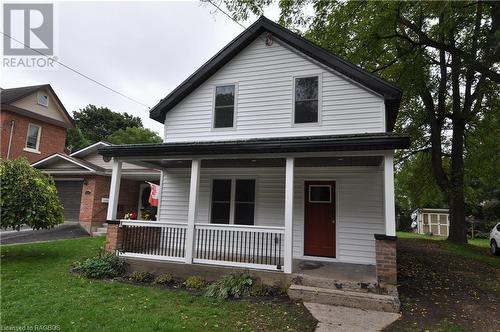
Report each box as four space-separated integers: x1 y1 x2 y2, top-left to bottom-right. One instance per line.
37 93 49 107
25 123 41 151
213 85 235 128
294 76 319 124
210 179 256 225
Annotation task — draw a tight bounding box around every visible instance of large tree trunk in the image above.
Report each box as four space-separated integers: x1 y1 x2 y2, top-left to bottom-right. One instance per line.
448 118 468 243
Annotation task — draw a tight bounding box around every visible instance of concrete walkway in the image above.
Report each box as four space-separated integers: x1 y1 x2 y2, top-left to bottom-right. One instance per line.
0 223 89 245
304 302 401 332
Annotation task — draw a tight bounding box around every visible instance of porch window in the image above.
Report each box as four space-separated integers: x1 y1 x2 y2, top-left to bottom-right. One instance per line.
210 179 231 224
294 76 319 124
210 179 255 225
213 85 235 128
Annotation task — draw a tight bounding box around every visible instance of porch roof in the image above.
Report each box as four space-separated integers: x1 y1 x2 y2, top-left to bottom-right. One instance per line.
98 133 410 159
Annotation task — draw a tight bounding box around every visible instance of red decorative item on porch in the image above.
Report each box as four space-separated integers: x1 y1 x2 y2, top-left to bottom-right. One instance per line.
147 181 159 207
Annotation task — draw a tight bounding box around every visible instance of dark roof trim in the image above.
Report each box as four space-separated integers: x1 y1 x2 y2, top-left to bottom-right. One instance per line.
98 133 410 158
1 84 75 128
150 16 402 130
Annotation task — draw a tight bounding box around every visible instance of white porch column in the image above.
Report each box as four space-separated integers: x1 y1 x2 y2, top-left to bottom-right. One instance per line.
185 159 201 264
383 151 396 236
284 157 294 273
106 159 122 221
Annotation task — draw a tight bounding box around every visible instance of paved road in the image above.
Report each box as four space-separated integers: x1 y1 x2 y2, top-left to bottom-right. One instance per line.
0 223 89 245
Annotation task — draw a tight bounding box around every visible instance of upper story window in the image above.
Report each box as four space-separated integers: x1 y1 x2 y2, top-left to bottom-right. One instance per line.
294 76 319 124
25 123 41 152
213 85 235 128
37 92 49 107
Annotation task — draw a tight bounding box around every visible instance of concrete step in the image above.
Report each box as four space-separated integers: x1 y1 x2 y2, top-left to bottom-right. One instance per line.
292 274 378 293
92 231 107 237
96 227 107 233
288 284 400 313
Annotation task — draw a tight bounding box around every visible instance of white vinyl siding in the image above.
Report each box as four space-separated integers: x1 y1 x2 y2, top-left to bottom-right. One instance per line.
164 34 385 142
158 166 383 265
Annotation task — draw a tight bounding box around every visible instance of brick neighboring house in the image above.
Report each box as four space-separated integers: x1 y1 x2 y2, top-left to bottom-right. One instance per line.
0 84 75 163
33 142 160 234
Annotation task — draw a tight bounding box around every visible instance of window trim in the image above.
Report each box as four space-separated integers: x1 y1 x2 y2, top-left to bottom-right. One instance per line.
308 184 332 203
292 74 322 126
209 176 257 225
211 83 238 130
24 123 42 153
37 92 49 107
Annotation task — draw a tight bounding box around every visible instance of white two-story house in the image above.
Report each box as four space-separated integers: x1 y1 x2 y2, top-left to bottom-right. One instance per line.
100 17 409 310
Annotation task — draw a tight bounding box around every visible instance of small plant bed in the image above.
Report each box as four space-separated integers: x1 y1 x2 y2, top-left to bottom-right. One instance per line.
1 238 317 331
72 252 292 301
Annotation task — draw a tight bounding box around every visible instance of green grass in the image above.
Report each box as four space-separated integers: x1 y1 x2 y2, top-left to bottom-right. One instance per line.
397 232 498 269
0 238 315 331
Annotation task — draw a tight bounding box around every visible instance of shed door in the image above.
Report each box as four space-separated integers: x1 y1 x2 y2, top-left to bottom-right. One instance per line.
55 180 83 221
304 181 336 257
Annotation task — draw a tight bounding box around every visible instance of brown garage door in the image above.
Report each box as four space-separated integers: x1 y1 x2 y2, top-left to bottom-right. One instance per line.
55 180 83 221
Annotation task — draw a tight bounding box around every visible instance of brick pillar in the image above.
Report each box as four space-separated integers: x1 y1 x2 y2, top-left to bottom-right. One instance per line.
105 220 123 252
374 234 397 294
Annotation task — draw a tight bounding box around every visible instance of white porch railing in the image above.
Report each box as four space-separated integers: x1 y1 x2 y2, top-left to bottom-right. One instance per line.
118 220 285 271
119 220 187 262
193 223 285 271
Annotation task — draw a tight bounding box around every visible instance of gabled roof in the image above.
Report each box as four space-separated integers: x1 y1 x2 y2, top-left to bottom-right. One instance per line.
70 141 111 158
32 153 105 172
1 84 75 128
150 16 402 131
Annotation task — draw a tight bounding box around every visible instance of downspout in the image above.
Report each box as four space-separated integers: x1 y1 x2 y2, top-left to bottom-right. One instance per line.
6 120 15 159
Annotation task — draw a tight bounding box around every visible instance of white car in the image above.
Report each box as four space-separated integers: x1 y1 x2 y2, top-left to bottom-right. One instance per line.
490 223 500 255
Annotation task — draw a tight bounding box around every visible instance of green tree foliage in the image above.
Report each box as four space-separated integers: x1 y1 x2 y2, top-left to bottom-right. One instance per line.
221 1 499 242
0 158 64 230
107 127 162 145
72 105 143 143
66 127 91 153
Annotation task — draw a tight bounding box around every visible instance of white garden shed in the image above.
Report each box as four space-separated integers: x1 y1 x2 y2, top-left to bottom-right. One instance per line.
414 208 450 237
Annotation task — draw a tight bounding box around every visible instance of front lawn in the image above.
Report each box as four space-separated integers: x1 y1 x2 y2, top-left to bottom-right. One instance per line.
0 238 316 331
388 233 500 331
397 231 497 269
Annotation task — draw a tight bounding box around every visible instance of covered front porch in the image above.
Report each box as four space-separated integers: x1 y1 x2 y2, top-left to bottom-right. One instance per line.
100 143 403 281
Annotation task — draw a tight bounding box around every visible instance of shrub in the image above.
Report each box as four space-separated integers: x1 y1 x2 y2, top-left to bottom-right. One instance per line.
74 251 125 279
275 281 291 295
473 231 490 239
129 271 154 283
1 158 63 230
185 276 206 290
154 273 174 285
250 282 272 297
205 273 253 299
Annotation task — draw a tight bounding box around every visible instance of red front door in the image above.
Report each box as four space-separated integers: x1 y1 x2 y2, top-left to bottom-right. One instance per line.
304 181 336 257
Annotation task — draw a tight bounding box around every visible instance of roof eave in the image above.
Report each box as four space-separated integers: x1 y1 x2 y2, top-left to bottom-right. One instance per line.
98 134 411 159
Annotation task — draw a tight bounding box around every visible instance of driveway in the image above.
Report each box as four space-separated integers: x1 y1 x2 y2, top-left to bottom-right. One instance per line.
0 223 89 245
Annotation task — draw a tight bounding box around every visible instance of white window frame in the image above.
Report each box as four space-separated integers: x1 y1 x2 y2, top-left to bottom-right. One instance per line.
37 92 49 107
211 83 238 130
308 184 332 203
209 177 257 225
24 123 42 153
292 74 322 126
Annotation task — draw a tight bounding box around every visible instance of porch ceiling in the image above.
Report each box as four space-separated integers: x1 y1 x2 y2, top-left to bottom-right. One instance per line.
141 156 382 169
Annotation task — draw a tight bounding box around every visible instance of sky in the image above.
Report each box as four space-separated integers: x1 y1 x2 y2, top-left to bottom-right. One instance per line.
1 1 279 134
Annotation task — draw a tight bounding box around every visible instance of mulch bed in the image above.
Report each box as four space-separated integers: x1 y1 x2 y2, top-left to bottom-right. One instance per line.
387 239 500 331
